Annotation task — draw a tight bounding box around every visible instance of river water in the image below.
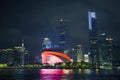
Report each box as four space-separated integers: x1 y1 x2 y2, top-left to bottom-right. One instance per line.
0 69 120 80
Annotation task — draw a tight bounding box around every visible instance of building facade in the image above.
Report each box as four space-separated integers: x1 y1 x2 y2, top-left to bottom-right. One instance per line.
76 45 84 62
42 37 51 49
98 33 113 69
0 46 29 66
88 11 99 65
59 19 67 50
0 48 14 65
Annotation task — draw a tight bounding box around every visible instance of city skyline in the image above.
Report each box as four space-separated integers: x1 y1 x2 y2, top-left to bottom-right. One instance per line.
0 0 120 55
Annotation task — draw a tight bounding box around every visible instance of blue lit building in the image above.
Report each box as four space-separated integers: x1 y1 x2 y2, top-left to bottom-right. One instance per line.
88 11 99 65
59 19 67 50
42 37 51 49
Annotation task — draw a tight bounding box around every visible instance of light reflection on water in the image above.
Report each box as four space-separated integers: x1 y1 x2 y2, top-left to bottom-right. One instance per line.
39 74 73 80
40 74 62 80
39 69 73 80
39 69 63 74
0 69 120 80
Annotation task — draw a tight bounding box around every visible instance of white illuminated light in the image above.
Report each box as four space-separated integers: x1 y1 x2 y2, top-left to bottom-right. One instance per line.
88 11 92 30
43 37 51 48
88 11 96 31
88 52 91 55
91 12 96 18
84 54 89 62
101 33 106 35
46 55 63 65
60 19 64 22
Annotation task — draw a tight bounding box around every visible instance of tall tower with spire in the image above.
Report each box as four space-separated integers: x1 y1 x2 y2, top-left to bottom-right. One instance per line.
59 18 67 50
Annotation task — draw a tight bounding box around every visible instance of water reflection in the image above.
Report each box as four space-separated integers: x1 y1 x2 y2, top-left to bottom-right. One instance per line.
39 69 100 80
0 69 119 80
40 74 62 80
95 69 99 75
39 69 73 80
39 69 120 80
13 69 25 80
39 69 63 74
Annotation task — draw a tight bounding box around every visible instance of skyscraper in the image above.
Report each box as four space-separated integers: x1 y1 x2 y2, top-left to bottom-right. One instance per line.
88 11 99 64
0 48 13 64
76 45 83 62
21 40 25 66
42 37 51 49
98 33 113 69
59 19 66 50
0 43 29 66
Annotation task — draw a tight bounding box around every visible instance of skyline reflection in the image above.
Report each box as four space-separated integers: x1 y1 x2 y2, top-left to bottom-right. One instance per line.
0 69 119 80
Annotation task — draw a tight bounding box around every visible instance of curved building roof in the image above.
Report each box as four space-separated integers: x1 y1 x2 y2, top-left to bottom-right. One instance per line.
41 50 72 64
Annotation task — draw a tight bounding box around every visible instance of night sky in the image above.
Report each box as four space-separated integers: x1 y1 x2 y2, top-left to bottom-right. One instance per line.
0 0 120 55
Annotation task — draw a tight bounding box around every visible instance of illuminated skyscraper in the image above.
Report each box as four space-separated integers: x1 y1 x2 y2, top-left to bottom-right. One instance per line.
76 45 83 62
59 19 66 49
42 37 51 49
0 48 13 64
0 43 29 65
98 33 113 69
88 11 99 64
21 40 25 66
84 54 89 62
14 46 22 65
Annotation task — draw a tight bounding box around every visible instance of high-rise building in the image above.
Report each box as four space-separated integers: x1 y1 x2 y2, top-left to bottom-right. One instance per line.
76 45 83 62
0 42 29 66
42 37 51 49
98 33 113 69
112 43 120 69
84 54 89 62
12 40 29 66
21 40 25 66
88 11 99 64
0 48 14 64
59 19 67 50
14 46 22 65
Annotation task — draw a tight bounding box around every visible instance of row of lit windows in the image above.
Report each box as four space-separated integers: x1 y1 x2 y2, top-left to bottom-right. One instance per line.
106 37 113 41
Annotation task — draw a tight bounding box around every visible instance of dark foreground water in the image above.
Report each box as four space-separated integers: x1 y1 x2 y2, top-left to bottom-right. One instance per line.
0 69 120 80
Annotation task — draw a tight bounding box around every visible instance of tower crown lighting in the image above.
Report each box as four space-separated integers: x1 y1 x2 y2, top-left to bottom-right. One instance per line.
42 37 51 49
